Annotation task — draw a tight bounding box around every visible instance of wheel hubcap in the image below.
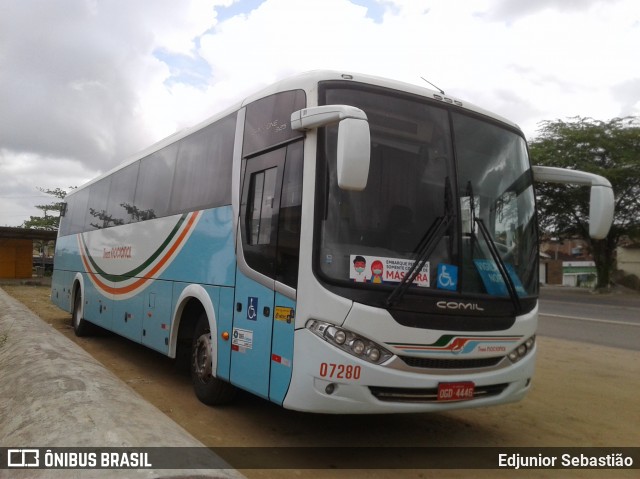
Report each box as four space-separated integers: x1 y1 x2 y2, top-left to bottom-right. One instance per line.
193 333 213 382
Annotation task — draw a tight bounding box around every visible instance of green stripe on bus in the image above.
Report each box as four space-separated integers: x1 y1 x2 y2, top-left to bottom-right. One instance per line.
80 213 188 283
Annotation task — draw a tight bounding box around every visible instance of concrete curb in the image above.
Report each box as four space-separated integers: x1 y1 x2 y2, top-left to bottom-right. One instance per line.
0 287 245 479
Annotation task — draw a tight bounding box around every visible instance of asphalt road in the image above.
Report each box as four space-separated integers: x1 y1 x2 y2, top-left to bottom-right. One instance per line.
538 286 640 351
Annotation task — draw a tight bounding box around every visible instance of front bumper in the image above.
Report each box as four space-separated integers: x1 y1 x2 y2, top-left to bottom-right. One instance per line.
282 328 535 414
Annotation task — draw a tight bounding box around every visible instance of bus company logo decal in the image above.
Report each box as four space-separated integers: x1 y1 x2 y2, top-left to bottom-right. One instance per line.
78 211 201 299
436 300 485 311
388 334 522 355
102 245 133 259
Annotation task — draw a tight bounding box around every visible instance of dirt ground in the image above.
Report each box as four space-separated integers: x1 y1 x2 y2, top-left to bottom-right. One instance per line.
2 282 639 478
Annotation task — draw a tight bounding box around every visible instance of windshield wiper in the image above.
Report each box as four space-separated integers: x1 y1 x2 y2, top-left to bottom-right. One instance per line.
386 217 454 309
466 181 522 314
386 178 455 308
475 217 523 314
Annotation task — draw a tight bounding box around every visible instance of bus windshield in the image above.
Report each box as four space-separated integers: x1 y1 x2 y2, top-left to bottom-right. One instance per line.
316 84 538 305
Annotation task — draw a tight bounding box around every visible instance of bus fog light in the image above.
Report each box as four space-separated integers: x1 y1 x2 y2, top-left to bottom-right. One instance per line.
325 383 336 395
508 335 536 364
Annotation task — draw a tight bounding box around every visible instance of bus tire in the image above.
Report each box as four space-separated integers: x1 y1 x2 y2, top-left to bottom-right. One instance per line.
191 313 236 405
71 290 93 337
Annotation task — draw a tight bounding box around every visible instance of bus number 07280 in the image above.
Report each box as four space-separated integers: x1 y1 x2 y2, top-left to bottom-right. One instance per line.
319 362 361 380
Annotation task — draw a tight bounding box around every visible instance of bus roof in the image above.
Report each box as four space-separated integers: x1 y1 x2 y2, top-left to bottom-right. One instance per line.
243 70 521 131
67 70 522 196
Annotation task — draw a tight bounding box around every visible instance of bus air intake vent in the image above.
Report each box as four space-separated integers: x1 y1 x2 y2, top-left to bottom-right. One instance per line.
399 355 504 370
369 383 509 403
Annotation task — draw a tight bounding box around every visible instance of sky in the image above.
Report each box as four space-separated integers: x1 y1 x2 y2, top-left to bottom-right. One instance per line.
1 0 638 227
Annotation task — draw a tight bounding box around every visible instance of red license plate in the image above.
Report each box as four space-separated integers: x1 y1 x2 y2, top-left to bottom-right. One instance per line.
437 382 475 402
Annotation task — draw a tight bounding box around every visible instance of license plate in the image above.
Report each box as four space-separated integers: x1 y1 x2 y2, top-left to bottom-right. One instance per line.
437 382 475 402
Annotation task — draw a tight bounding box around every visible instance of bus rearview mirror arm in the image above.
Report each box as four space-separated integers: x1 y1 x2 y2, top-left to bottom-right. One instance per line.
532 165 615 240
291 105 370 191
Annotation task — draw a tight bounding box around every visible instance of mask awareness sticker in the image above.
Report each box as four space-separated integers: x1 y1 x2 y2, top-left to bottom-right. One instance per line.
349 255 430 287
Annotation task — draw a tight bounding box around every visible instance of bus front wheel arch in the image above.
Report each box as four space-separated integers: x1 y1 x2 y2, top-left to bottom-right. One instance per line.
191 312 237 406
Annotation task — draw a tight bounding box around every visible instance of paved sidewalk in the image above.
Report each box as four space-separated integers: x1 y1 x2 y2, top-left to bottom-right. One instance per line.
0 287 244 479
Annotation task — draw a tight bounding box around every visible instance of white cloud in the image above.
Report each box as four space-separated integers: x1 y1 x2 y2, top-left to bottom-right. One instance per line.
0 149 94 226
0 0 638 226
199 0 377 82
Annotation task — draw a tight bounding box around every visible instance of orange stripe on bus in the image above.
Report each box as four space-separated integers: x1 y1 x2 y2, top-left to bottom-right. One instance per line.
81 211 200 296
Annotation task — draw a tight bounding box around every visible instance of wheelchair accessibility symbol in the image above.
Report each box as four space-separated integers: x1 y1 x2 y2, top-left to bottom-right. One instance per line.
247 296 259 320
437 264 458 291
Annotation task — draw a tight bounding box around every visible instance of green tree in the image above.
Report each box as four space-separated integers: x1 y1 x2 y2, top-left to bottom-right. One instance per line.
529 116 640 290
22 187 74 230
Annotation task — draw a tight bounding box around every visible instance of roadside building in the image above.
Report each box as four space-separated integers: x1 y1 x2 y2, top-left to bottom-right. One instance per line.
617 239 640 277
539 237 597 287
615 237 640 290
0 227 57 279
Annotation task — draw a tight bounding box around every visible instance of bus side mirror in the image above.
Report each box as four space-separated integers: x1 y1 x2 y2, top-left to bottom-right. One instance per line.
588 185 615 239
532 166 615 240
336 117 370 191
291 105 370 191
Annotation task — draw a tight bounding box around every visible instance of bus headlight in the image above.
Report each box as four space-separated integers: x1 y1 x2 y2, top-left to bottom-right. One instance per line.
508 335 536 363
351 339 366 355
367 347 381 362
306 320 393 365
334 330 347 345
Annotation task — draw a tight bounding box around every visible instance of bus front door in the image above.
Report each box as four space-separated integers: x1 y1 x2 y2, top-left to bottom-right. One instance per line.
230 148 286 400
231 272 276 399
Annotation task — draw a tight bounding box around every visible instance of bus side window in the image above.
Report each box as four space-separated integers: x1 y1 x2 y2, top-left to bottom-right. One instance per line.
240 89 306 286
66 188 90 236
240 141 304 288
84 178 111 231
247 167 278 246
241 148 285 279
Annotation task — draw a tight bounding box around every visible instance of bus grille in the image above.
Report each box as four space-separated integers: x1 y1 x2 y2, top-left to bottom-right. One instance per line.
398 355 504 370
369 383 509 403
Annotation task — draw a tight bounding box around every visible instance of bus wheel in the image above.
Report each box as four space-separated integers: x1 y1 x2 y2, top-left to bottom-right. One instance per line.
71 291 93 337
191 313 236 405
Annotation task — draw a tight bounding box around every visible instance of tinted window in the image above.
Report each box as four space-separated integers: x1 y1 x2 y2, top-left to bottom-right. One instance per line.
317 86 455 287
452 112 538 298
133 143 178 220
243 90 305 156
85 178 111 230
240 141 304 287
276 141 304 288
65 187 90 236
105 162 139 226
58 205 69 236
247 167 278 245
241 148 285 278
171 113 236 212
59 111 238 234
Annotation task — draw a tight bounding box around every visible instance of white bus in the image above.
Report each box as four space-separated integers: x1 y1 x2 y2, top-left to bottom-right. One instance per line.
51 71 614 413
